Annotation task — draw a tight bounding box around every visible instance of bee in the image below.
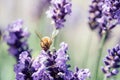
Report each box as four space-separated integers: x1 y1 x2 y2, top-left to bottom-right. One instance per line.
35 31 52 51
40 36 52 51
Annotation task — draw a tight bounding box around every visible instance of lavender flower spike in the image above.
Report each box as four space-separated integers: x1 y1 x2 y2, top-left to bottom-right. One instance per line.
88 0 120 38
46 0 72 29
32 42 71 80
102 44 120 78
32 42 91 80
88 0 102 30
4 19 30 61
71 67 90 80
14 42 91 80
14 51 35 80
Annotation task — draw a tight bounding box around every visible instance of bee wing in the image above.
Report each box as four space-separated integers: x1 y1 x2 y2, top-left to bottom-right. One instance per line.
35 30 42 40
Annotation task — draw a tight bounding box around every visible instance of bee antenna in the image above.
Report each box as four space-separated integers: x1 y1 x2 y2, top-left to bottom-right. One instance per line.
35 31 42 40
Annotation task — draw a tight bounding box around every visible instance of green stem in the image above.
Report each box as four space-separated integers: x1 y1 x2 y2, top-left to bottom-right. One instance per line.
95 32 107 80
50 28 59 50
104 76 107 80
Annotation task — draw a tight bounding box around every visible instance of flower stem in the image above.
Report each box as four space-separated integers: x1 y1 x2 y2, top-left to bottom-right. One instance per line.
95 32 107 80
51 28 59 50
104 76 107 80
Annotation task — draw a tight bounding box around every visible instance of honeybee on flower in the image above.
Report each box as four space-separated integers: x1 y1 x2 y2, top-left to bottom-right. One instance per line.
35 31 52 51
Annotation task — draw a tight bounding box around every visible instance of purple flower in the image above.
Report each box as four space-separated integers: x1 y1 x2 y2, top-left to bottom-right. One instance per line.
39 42 70 79
4 19 31 61
102 0 120 23
71 67 90 80
88 0 120 38
46 0 72 29
102 44 120 78
88 0 102 30
14 51 35 80
14 42 91 80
